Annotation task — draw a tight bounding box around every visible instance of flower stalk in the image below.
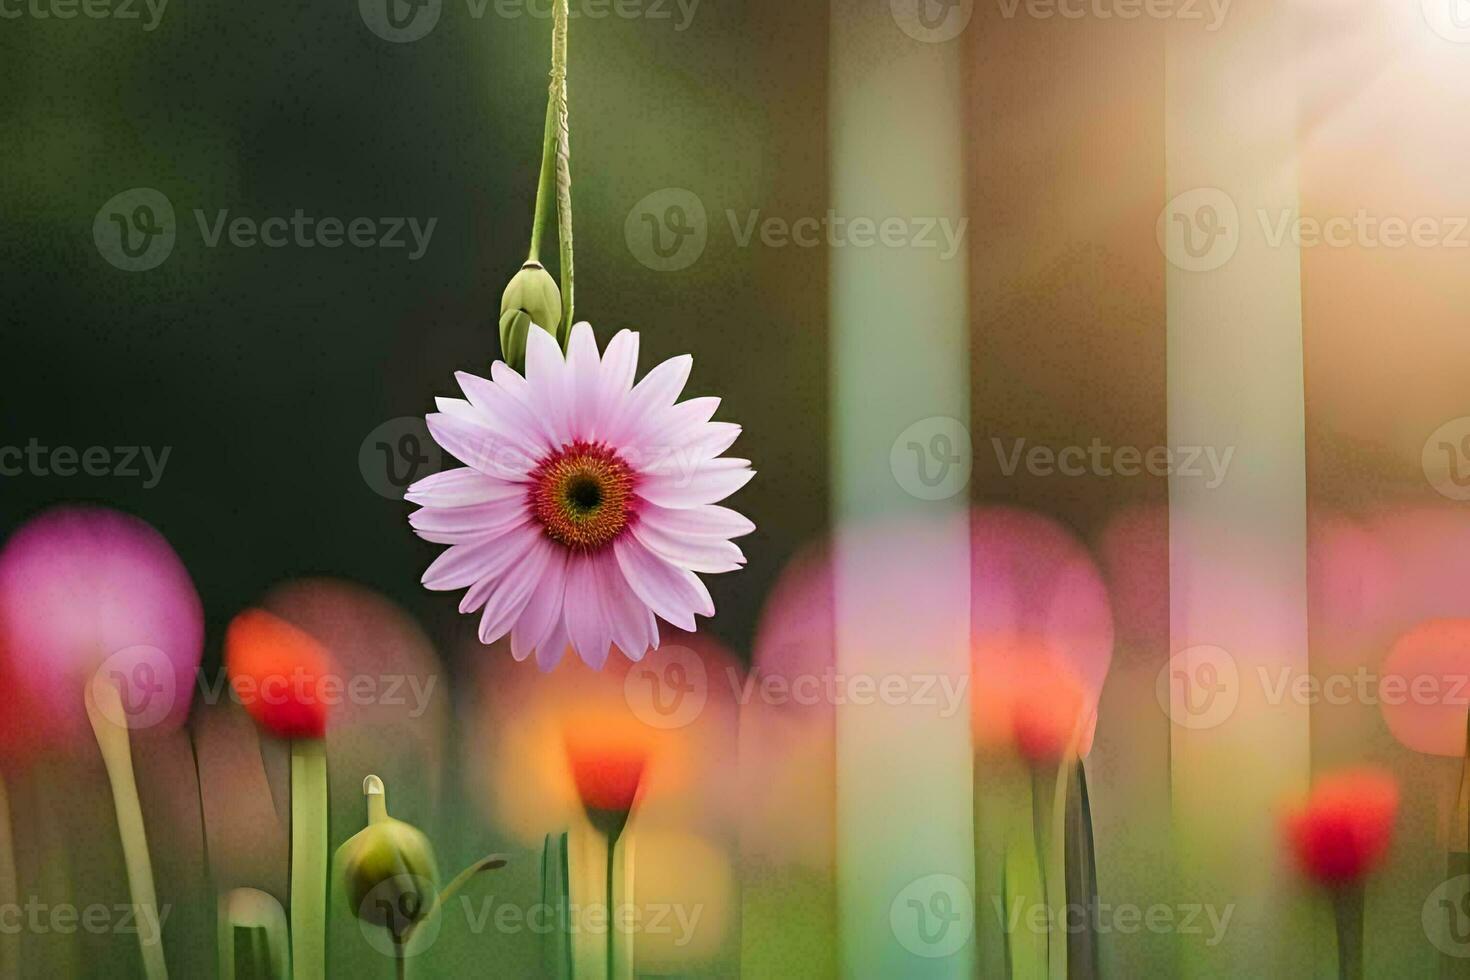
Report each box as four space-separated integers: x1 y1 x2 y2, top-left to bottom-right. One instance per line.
550 0 573 341
0 772 16 978
86 681 169 980
290 738 329 980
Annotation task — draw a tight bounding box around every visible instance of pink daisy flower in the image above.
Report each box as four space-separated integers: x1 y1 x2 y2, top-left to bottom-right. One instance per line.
409 323 754 670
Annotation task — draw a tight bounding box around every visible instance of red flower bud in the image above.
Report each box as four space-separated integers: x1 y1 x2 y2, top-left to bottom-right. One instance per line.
225 608 336 740
1283 767 1398 887
564 731 647 816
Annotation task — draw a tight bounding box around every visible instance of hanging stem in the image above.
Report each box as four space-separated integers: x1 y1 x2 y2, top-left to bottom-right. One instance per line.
550 0 573 342
86 682 169 980
528 96 557 265
290 739 328 980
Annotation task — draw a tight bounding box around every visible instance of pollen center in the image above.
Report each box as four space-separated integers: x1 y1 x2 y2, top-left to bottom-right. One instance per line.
530 441 636 551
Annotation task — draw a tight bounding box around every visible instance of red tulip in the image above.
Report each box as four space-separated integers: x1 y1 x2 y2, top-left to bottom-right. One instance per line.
564 730 647 816
225 609 337 740
1283 768 1399 887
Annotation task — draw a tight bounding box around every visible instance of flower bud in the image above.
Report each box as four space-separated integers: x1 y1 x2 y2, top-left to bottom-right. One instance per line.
499 261 563 371
336 775 440 936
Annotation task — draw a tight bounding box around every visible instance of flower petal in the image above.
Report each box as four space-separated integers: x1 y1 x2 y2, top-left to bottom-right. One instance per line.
635 459 755 508
631 521 745 575
511 549 569 662
478 537 554 644
594 551 654 661
426 412 534 482
421 522 540 591
639 502 756 540
613 536 714 631
409 498 528 537
405 468 525 509
563 556 612 669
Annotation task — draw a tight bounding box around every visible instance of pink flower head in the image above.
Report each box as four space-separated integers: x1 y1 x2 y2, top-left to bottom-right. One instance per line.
0 505 203 746
1283 767 1399 888
410 324 755 670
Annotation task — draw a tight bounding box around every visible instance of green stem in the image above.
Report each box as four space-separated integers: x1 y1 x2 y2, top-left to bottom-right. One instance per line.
410 853 508 944
550 0 573 342
528 97 557 264
1332 884 1364 980
0 771 16 979
86 681 169 980
290 739 328 980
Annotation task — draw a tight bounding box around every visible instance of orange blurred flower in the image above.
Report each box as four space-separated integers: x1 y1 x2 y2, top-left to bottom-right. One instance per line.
225 608 338 739
565 726 649 814
972 638 1097 764
1283 768 1399 887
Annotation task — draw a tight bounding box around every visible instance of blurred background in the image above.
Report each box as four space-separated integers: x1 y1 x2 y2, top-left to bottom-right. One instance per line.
5 0 1470 976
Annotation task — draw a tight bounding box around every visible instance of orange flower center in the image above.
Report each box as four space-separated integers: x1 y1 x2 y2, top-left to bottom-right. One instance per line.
530 441 635 551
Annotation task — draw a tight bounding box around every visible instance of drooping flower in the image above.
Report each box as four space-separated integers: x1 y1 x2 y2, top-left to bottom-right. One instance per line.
409 323 755 670
1282 767 1399 887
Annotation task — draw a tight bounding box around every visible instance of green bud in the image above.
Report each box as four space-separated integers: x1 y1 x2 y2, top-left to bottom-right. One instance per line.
499 261 563 371
335 775 440 939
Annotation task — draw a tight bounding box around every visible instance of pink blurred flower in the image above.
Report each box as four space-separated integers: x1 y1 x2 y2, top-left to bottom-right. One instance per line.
0 505 203 748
